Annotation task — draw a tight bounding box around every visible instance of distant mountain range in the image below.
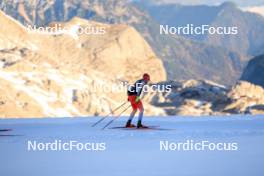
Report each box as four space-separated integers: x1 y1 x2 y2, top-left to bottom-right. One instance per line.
141 1 264 56
0 0 263 85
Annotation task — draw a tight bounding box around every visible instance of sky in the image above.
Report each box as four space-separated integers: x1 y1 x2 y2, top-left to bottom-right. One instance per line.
148 0 264 7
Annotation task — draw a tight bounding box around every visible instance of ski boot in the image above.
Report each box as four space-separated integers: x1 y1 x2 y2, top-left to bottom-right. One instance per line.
125 120 136 128
137 120 148 128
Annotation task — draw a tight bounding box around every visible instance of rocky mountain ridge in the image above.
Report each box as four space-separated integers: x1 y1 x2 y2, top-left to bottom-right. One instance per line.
0 10 166 118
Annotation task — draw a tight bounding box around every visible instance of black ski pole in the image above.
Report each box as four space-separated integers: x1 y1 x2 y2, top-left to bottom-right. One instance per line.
91 101 127 127
101 104 131 130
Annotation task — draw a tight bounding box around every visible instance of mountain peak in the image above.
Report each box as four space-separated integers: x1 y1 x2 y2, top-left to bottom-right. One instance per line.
219 2 237 10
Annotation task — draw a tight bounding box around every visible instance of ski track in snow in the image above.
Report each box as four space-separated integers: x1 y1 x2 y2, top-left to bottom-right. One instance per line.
0 116 264 176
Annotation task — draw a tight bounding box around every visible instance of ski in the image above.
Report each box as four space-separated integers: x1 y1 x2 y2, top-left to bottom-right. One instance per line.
110 125 158 129
109 126 173 131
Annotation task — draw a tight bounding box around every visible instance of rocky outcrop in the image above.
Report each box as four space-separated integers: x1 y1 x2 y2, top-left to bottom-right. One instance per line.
224 81 264 114
145 80 229 116
241 54 264 88
143 80 264 116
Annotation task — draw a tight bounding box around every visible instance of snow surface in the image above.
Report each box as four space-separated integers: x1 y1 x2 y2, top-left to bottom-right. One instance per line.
0 116 264 176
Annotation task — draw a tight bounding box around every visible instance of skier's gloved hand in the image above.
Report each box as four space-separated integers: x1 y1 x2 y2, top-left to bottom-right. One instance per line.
135 96 140 103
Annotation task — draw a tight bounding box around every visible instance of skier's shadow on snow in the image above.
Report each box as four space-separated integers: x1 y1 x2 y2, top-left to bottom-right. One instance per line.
0 129 22 137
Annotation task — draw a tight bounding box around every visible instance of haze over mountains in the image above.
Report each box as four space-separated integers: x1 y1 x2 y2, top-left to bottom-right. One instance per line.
243 6 264 17
146 0 264 6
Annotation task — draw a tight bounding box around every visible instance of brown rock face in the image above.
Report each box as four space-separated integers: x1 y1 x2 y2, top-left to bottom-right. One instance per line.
0 10 166 118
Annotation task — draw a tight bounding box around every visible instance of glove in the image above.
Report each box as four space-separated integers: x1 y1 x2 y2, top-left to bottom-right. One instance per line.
135 96 140 103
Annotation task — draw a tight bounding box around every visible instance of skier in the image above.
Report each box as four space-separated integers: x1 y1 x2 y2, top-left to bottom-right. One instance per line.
126 73 150 128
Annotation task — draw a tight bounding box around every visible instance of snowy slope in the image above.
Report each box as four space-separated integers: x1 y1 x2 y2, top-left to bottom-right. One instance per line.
0 116 264 176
